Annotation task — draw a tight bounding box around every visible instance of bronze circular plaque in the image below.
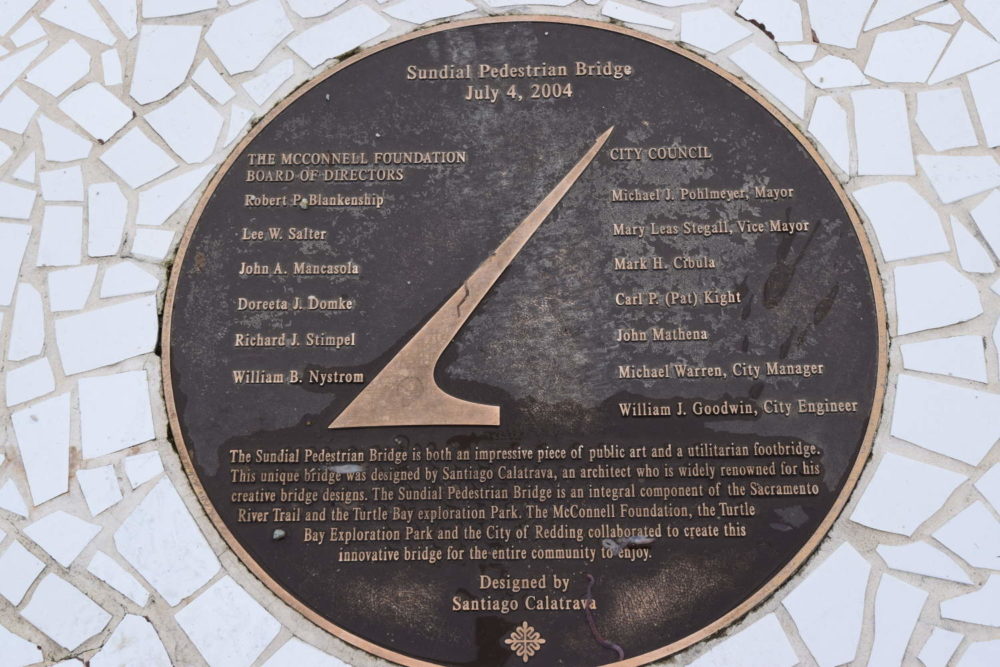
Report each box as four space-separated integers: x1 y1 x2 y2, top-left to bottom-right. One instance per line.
165 18 886 667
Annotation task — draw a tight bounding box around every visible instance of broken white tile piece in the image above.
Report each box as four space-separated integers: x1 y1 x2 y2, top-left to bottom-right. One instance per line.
0 87 38 133
0 223 31 305
288 5 390 68
934 502 1000 570
146 87 223 163
262 638 349 667
958 640 1000 666
783 542 870 667
892 374 1000 464
0 181 36 218
966 0 1000 41
54 296 158 375
87 552 149 606
865 25 951 83
929 23 1000 85
901 335 988 383
8 283 44 361
12 153 34 182
729 44 805 118
971 190 1000 257
0 480 28 517
916 88 979 151
129 25 202 105
176 576 280 666
876 542 972 584
95 0 137 38
101 49 122 86
242 59 294 106
20 574 111 650
0 41 48 97
206 0 293 74
124 452 164 488
385 0 475 23
288 0 348 17
736 0 801 42
977 464 1000 515
850 452 965 536
131 229 174 260
804 56 869 88
808 96 849 173
602 1 675 31
853 89 914 175
39 166 84 201
940 574 1000 626
24 511 101 567
48 265 97 312
76 466 122 516
192 60 235 104
143 0 217 17
10 18 44 49
41 0 115 45
88 182 127 257
865 0 938 30
101 261 159 297
37 205 83 267
917 5 960 25
38 115 91 162
0 623 41 665
80 371 155 458
25 40 90 96
968 61 1000 147
100 127 177 188
223 104 253 146
778 43 817 62
0 541 45 605
895 261 980 333
683 8 750 52
136 164 214 226
918 627 964 667
869 574 928 666
919 155 1000 204
91 615 170 667
58 82 133 141
115 478 219 606
805 0 873 48
687 613 797 667
11 394 69 506
0 139 10 166
5 358 56 406
853 182 948 261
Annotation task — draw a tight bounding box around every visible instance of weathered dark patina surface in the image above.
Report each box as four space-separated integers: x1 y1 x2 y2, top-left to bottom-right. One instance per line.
166 19 883 667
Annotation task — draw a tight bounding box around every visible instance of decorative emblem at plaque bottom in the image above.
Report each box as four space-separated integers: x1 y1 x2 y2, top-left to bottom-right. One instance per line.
505 622 546 663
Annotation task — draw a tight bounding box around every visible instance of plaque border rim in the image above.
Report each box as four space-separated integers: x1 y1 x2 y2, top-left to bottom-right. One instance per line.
161 16 889 667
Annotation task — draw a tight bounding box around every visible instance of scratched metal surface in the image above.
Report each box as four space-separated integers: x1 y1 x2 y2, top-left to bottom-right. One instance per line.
167 21 880 667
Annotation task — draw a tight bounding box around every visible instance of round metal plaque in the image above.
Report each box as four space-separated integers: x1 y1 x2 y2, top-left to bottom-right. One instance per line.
165 18 886 667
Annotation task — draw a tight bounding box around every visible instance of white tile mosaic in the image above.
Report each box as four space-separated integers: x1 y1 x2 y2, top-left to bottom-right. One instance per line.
146 86 224 164
8 283 44 361
851 452 965 536
918 627 964 667
135 164 214 227
58 82 133 142
123 451 164 488
0 540 45 605
918 154 1000 204
894 262 981 335
21 574 111 650
114 478 219 606
807 96 849 173
865 25 950 83
783 543 871 666
5 358 55 406
262 638 351 666
38 114 92 162
54 296 158 375
100 261 159 298
23 510 100 567
957 639 1000 665
0 622 42 666
175 576 281 667
971 190 1000 257
976 464 1000 515
603 1 676 31
0 480 29 518
951 217 996 274
12 392 69 506
916 88 978 151
130 25 202 105
729 44 806 118
40 0 116 46
48 265 98 312
968 61 1000 147
385 0 476 24
287 0 349 18
87 182 128 257
928 23 1000 85
876 541 972 584
79 370 155 459
900 335 989 383
25 40 90 97
806 0 872 48
287 5 390 68
205 0 293 75
736 0 801 42
91 615 171 666
37 205 83 267
687 613 798 667
0 87 38 133
933 502 1000 570
940 574 1000 626
853 182 949 261
865 0 938 30
868 574 927 666
804 56 869 88
854 89 915 175
99 127 178 189
242 59 294 106
76 466 123 516
87 551 150 606
95 0 137 39
892 374 1000 465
